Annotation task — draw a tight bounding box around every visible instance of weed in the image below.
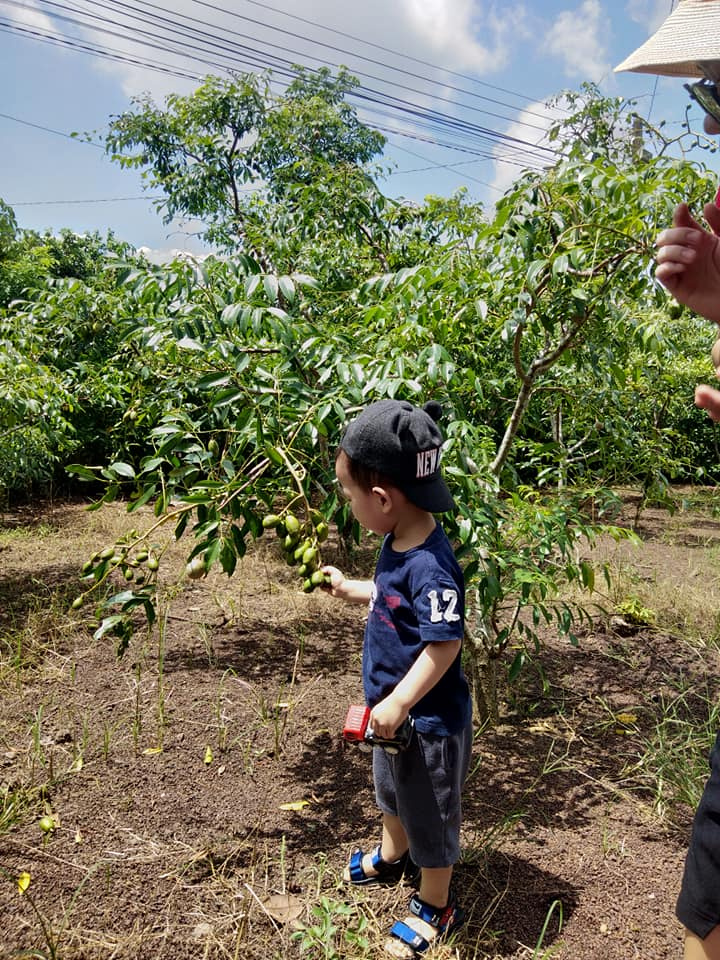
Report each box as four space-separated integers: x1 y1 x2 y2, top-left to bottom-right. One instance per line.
628 681 720 820
0 863 97 959
0 783 43 835
532 899 564 958
292 896 370 959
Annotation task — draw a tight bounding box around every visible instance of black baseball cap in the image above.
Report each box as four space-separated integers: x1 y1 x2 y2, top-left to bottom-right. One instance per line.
340 399 455 513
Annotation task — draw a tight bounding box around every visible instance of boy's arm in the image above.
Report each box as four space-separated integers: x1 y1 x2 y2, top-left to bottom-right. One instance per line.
321 565 373 603
369 638 461 739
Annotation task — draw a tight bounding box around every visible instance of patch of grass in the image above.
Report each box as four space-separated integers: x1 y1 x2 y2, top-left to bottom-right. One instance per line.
0 783 44 835
598 553 720 648
0 594 81 688
0 523 55 544
627 681 720 822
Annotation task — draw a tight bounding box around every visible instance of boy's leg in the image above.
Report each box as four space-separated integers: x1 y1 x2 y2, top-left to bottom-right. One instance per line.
385 866 457 959
686 926 720 960
418 865 453 909
381 811 410 863
342 812 410 882
355 812 410 878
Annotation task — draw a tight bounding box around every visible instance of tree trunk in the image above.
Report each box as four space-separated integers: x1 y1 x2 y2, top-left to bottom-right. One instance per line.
465 625 500 727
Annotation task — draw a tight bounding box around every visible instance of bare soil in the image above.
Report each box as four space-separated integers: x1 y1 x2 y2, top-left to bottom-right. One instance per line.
1 495 720 959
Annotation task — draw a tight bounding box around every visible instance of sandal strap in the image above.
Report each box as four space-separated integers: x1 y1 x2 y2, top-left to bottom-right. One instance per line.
389 920 430 954
409 893 462 932
347 848 367 883
347 844 412 884
370 843 385 872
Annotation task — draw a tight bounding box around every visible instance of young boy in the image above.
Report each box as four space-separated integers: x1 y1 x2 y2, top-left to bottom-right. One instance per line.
322 398 473 959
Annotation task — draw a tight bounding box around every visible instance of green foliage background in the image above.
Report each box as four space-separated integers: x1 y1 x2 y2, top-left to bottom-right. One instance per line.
3 73 720 715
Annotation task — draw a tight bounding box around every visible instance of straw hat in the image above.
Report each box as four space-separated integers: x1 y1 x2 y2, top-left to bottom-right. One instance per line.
614 0 720 77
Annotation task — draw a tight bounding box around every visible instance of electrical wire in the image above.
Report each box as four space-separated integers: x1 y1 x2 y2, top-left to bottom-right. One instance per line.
3 0 563 163
0 0 567 207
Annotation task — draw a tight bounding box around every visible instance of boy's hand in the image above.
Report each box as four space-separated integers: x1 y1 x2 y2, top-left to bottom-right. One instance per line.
319 565 346 596
319 567 374 603
369 696 408 740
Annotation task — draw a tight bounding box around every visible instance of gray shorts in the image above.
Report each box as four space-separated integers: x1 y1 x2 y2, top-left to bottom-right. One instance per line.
373 721 473 868
676 730 720 938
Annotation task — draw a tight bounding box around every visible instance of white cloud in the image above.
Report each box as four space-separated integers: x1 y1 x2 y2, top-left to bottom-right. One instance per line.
625 0 675 33
544 0 611 82
137 245 210 264
4 0 56 34
401 0 522 73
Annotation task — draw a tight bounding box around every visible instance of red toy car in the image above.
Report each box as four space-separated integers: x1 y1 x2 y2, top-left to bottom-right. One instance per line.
342 705 413 754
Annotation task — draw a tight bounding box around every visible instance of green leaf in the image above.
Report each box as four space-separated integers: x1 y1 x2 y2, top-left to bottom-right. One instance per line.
66 464 98 481
508 649 526 681
263 275 279 302
93 615 124 641
278 275 296 302
580 561 595 591
176 336 203 351
109 461 136 479
127 485 157 512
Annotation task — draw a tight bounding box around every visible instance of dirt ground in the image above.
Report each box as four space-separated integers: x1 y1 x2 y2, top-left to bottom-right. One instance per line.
1 495 720 959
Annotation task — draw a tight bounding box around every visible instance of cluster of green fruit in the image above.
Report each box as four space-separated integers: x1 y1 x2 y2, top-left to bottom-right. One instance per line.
262 509 331 592
72 543 160 608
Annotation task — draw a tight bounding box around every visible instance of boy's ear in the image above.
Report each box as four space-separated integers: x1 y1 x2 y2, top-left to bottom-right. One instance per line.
371 485 393 513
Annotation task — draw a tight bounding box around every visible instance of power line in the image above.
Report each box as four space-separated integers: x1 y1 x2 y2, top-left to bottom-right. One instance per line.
177 0 559 128
36 0 556 145
0 20 206 82
220 0 565 114
8 195 162 205
387 140 504 192
1 0 564 196
0 108 103 146
4 0 562 163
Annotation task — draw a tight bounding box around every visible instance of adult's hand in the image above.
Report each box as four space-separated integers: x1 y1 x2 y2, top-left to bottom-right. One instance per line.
695 384 720 422
656 203 720 324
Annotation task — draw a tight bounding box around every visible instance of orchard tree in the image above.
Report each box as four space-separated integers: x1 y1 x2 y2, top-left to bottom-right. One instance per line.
101 68 385 258
0 221 143 497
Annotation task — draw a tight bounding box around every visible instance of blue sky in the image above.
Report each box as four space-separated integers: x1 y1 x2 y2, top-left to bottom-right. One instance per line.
0 0 711 259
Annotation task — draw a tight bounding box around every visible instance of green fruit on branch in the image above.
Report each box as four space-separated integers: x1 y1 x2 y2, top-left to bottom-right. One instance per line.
310 569 327 587
293 540 311 561
262 514 282 529
315 522 329 542
147 556 159 571
71 595 84 610
186 556 206 580
284 515 301 535
302 546 318 566
302 578 314 593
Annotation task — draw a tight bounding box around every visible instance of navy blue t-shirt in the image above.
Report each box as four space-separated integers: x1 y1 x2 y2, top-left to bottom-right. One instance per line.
363 523 472 736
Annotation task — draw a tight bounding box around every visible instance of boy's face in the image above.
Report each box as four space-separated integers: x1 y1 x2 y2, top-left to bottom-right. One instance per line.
335 451 395 536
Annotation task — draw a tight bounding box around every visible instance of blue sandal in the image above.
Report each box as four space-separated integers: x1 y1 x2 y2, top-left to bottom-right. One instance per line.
345 844 418 886
386 893 464 956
